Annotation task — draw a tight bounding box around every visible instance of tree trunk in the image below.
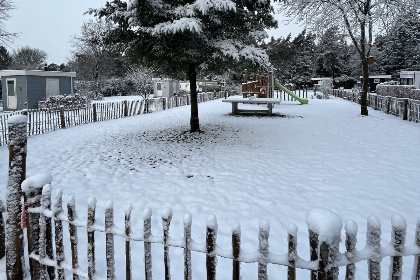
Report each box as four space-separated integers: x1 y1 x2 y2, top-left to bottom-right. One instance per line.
360 57 369 116
188 62 200 132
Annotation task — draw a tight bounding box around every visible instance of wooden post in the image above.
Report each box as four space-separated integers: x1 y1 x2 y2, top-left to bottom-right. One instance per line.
367 216 381 280
162 208 173 280
93 103 97 122
6 115 27 280
288 224 297 280
0 200 5 259
414 218 420 279
60 106 66 129
345 220 357 280
53 189 65 280
309 229 319 280
184 213 192 280
390 215 406 280
67 196 79 280
105 201 115 280
87 197 96 280
144 208 153 280
403 99 408 120
258 220 269 280
124 100 128 117
206 215 217 280
125 204 132 280
38 184 54 280
232 223 241 280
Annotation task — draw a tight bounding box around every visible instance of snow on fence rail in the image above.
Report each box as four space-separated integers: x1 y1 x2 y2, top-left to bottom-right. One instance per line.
0 92 224 146
333 89 420 123
5 179 419 280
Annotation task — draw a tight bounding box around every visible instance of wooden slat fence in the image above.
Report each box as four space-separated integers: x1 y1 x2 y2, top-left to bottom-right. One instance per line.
0 92 224 147
333 89 420 123
13 178 420 280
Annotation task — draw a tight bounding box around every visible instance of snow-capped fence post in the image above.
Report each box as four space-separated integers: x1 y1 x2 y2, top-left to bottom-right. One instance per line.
67 196 79 280
345 220 357 280
144 208 153 280
206 215 218 280
6 115 27 280
232 223 241 280
105 201 115 279
53 189 65 280
21 174 53 279
59 106 66 129
184 213 192 280
258 220 270 280
367 216 381 280
125 204 132 280
309 229 319 280
38 184 55 280
288 224 298 280
414 218 420 279
390 215 406 280
0 200 4 259
124 100 128 117
307 208 342 280
87 197 97 280
162 208 173 280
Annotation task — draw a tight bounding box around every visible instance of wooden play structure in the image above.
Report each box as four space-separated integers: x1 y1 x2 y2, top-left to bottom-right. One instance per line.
242 73 275 98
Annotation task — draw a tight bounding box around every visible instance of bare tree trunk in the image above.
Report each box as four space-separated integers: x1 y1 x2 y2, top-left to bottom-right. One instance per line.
361 58 369 116
188 62 200 132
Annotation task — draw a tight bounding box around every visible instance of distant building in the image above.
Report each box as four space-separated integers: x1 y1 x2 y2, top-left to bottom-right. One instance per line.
180 80 219 93
0 70 76 111
400 71 420 89
153 79 180 98
360 75 392 92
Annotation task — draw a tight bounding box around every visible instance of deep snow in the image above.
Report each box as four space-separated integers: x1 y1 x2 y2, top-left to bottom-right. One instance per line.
1 95 420 279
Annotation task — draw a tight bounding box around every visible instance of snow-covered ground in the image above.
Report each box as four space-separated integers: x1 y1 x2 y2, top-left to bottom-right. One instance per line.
1 95 419 279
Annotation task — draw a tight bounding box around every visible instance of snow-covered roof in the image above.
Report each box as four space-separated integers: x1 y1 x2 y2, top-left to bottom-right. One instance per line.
0 70 76 78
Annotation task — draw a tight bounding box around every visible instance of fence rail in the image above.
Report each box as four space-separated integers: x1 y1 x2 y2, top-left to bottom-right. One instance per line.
16 179 420 280
333 89 420 123
0 92 224 146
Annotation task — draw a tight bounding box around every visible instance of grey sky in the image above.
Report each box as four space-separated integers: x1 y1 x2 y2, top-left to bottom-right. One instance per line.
5 0 302 65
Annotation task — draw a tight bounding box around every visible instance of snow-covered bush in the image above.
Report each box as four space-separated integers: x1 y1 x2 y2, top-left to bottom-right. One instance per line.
45 94 90 109
376 84 416 98
334 75 357 89
320 78 333 98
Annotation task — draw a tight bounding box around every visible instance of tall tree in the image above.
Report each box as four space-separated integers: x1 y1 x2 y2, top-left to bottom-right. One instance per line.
91 0 277 132
11 46 47 69
0 0 17 43
0 45 12 69
70 19 126 90
280 0 419 116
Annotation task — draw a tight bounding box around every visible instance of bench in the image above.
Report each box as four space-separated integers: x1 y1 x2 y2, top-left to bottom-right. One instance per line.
222 97 281 116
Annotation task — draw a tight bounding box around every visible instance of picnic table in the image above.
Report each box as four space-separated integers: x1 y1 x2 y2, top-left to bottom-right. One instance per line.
222 97 281 116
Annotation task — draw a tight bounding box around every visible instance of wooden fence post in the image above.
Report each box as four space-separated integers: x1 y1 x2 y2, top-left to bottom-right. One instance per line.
53 189 65 280
0 200 4 259
309 229 319 280
144 208 153 280
307 208 342 280
403 99 409 120
390 215 406 280
87 197 97 280
345 220 357 280
59 106 66 129
414 218 420 279
21 174 53 279
206 215 217 280
93 103 97 122
6 115 27 280
184 213 192 280
125 204 132 280
38 184 54 280
258 220 270 280
105 201 115 280
367 216 381 280
288 224 297 280
67 196 79 280
162 208 173 280
232 223 241 280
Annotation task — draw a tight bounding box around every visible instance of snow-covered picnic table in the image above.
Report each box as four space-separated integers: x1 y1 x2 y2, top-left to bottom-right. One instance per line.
222 97 281 116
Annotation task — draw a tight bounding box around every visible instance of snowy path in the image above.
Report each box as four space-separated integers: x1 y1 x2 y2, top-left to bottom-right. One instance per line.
0 97 419 279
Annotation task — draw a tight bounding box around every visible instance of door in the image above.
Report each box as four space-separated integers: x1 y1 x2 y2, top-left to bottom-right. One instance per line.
6 79 17 110
156 82 163 97
46 78 60 98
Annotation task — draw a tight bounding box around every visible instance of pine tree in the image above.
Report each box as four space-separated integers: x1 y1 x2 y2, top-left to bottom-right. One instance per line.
91 0 277 132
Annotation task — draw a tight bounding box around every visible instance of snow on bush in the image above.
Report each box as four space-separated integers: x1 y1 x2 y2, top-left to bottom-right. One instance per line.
45 94 90 109
320 78 333 99
376 83 417 99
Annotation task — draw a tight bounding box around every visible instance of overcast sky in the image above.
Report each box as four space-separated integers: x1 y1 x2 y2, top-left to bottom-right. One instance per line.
4 0 303 64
